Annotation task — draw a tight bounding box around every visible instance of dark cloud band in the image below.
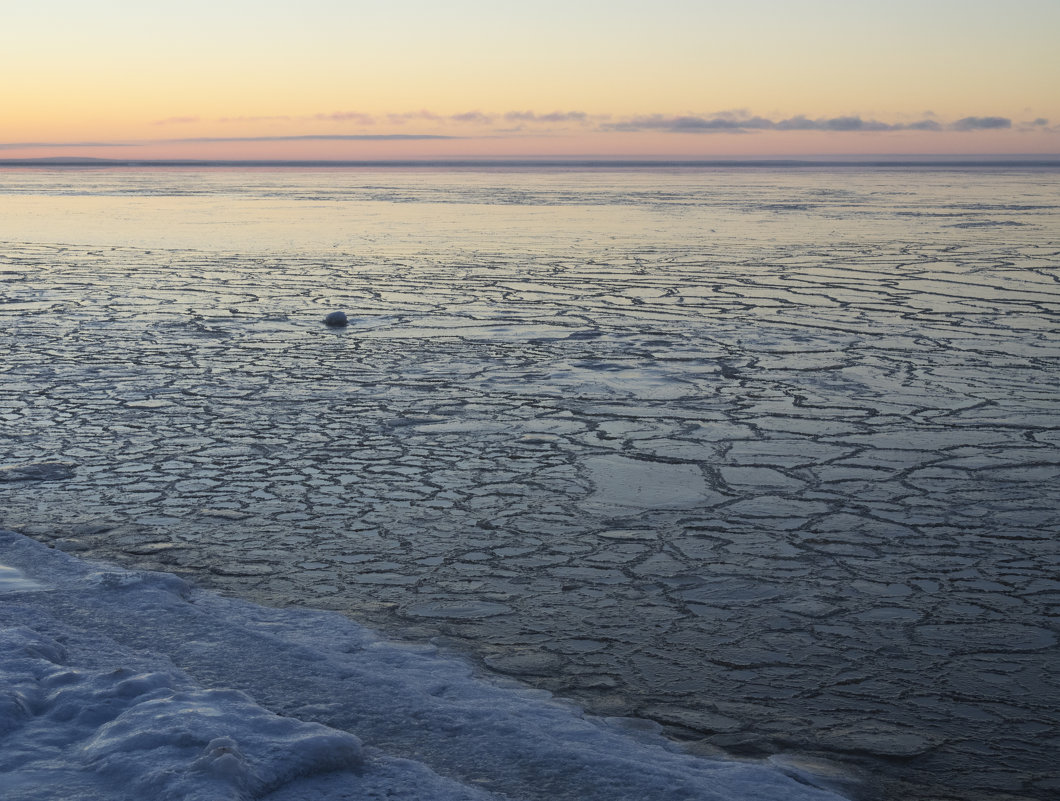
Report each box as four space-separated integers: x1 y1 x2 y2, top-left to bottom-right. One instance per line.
603 114 1014 134
951 116 1012 131
0 111 1033 153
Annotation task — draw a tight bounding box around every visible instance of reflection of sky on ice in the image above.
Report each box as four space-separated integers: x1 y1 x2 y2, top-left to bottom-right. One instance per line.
2 166 1057 255
0 531 849 801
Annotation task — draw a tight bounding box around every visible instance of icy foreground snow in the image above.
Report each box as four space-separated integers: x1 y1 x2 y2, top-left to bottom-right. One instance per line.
0 530 847 801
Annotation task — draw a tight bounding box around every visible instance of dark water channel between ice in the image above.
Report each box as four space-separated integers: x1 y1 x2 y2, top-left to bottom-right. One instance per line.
2 166 1058 800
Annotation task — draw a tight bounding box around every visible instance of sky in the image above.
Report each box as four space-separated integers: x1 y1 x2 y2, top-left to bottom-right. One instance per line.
2 0 1058 160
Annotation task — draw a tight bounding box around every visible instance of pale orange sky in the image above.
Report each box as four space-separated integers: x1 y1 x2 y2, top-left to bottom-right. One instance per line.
3 0 1058 159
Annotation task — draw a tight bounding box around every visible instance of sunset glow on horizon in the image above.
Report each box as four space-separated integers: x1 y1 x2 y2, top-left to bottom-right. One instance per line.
3 0 1058 160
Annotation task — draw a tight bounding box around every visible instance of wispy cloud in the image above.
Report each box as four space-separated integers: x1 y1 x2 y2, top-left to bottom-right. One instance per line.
951 116 1012 131
775 115 896 131
449 111 495 125
163 134 459 143
141 109 1027 137
0 141 130 150
504 111 592 124
2 109 1038 155
0 134 460 151
218 115 293 123
378 110 590 127
604 115 747 133
316 110 505 126
386 110 442 124
313 111 375 124
602 113 986 134
1017 117 1056 134
906 119 943 131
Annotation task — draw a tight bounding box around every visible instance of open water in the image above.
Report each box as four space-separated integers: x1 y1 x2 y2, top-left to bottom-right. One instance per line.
1 165 1058 800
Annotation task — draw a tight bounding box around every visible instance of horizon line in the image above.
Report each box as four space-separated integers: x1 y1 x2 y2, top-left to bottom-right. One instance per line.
2 155 1060 169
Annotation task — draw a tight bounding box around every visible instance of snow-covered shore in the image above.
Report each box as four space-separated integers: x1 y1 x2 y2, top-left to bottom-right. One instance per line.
0 528 850 801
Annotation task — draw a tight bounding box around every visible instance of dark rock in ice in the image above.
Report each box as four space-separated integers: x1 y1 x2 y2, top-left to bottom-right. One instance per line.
324 311 348 328
0 461 76 482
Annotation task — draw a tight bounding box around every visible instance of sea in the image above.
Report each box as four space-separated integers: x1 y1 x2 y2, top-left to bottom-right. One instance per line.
1 163 1058 801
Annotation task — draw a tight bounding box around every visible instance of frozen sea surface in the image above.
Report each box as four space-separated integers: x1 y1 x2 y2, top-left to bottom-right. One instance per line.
1 165 1059 800
0 529 850 801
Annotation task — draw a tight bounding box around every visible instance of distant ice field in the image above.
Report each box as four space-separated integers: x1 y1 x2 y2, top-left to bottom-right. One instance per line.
2 165 1058 254
1 165 1058 800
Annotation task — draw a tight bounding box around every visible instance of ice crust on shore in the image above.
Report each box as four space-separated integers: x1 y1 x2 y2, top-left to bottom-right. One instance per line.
0 529 848 801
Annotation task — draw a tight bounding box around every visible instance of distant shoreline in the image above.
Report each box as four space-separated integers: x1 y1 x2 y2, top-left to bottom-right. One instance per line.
2 157 1060 169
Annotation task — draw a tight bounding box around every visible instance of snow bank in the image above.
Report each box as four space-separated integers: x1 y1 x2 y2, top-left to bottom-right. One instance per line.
0 529 849 801
1 627 361 801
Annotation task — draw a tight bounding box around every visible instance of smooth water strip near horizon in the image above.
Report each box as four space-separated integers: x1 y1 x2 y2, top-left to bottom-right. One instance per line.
1 166 1059 801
